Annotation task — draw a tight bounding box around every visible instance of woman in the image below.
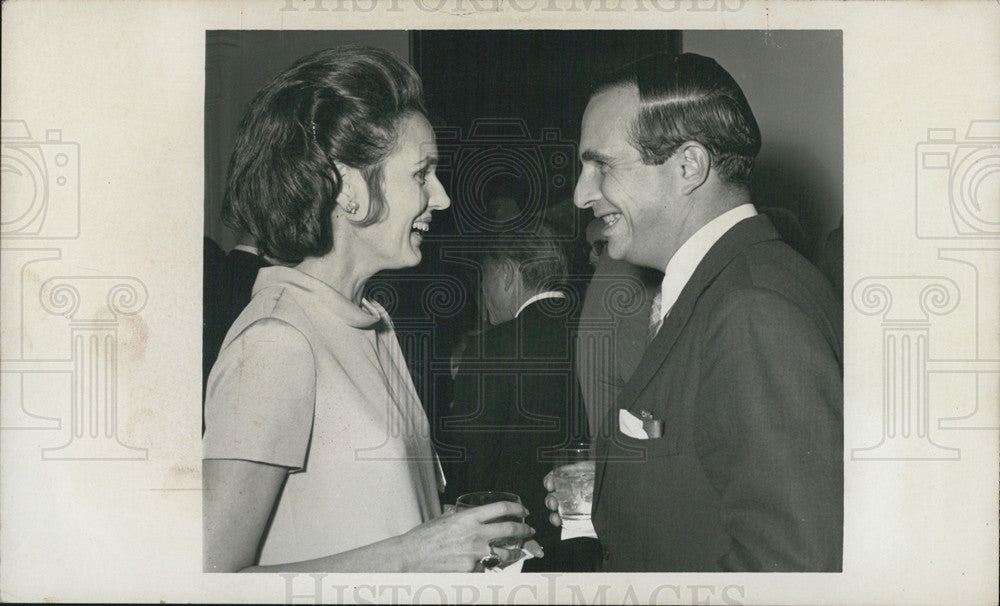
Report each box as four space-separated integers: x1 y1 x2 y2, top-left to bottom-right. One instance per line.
203 46 533 572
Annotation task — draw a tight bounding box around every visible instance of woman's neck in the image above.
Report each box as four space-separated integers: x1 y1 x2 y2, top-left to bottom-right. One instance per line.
295 253 373 306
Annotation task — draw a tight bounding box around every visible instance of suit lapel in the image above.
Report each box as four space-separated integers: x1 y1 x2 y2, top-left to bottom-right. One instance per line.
593 214 781 508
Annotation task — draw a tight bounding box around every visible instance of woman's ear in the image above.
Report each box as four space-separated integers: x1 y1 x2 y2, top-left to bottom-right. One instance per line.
333 162 364 216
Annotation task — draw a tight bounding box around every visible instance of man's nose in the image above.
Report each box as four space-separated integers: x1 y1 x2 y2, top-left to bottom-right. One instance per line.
574 168 598 209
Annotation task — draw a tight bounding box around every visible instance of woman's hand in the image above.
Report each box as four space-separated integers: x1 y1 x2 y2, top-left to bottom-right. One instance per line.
397 501 534 572
205 459 534 573
543 471 563 528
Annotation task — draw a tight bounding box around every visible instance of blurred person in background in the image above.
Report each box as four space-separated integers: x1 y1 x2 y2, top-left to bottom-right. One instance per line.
436 221 595 571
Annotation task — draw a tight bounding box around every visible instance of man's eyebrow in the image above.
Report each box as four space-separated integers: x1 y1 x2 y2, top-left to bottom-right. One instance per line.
581 149 611 164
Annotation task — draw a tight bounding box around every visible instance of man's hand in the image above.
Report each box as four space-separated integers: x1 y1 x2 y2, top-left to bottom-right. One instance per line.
543 471 562 528
522 539 544 560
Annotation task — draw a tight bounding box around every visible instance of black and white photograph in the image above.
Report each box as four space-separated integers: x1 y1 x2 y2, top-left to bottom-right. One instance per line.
201 29 843 574
1 1 997 604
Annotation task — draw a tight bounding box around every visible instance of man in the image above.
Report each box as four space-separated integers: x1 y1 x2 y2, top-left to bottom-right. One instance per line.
435 223 594 572
546 53 843 572
820 216 844 301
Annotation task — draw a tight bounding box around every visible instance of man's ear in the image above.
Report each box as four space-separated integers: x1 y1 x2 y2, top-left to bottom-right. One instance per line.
500 258 517 290
677 141 711 196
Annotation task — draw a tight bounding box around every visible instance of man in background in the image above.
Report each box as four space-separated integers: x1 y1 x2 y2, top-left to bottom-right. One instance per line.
435 222 596 572
202 232 270 416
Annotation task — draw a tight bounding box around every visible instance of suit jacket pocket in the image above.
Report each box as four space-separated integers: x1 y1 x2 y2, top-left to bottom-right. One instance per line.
611 410 681 459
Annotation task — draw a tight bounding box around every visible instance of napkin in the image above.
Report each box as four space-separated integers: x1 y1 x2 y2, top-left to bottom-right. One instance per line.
485 549 533 573
561 514 598 540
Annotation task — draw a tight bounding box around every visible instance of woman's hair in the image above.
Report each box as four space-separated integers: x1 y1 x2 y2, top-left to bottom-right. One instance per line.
591 52 761 186
222 45 427 263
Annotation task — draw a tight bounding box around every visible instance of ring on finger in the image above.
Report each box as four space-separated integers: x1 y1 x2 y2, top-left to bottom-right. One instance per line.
479 551 501 569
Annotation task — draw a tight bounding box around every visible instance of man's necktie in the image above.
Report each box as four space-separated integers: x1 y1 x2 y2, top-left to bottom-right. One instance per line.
648 291 664 341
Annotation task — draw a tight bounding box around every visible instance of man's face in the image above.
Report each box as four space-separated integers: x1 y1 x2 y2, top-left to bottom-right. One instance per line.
574 85 682 270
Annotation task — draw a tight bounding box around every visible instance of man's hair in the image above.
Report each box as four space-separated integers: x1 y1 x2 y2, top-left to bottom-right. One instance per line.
222 45 427 263
481 222 569 293
592 52 761 185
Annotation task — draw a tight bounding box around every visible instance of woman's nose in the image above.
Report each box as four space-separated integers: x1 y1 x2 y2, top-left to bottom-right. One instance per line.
430 177 451 210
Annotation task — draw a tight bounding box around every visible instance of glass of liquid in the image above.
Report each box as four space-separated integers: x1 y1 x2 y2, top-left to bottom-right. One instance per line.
456 491 525 550
552 441 596 531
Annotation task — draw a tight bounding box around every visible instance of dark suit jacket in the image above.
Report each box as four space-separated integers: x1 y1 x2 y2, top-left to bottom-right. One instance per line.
592 214 843 572
436 296 591 570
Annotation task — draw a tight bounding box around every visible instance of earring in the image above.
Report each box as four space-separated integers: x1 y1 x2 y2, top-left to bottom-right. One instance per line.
344 201 359 215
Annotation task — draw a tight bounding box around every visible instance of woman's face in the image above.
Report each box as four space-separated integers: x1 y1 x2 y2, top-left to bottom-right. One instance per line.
357 113 450 270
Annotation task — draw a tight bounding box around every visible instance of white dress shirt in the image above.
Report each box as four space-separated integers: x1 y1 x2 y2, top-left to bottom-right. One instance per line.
231 244 260 256
651 204 758 334
515 291 567 318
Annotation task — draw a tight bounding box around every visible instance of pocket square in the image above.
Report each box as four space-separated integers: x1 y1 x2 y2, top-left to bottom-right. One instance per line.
619 408 649 439
619 408 665 440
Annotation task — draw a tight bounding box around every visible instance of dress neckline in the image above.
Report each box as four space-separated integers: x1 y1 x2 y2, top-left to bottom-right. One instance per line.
253 266 385 329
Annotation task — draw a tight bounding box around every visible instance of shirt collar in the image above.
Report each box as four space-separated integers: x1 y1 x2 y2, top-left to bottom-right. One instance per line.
657 204 758 323
515 291 567 319
232 244 260 256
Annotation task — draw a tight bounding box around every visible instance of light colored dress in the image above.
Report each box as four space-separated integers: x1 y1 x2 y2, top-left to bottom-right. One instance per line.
204 266 442 565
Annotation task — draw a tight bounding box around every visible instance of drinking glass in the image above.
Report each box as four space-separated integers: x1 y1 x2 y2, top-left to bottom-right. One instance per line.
552 441 596 531
455 491 525 550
